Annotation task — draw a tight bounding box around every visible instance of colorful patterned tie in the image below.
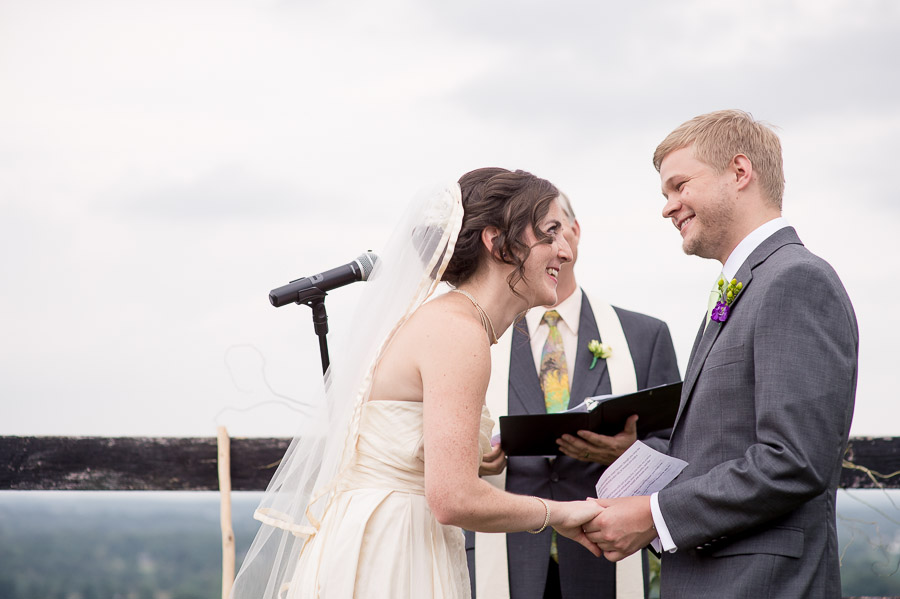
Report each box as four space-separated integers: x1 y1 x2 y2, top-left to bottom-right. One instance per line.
540 310 570 414
540 310 569 564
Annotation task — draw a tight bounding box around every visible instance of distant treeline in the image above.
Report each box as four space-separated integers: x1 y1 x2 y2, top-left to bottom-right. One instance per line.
0 491 898 599
0 493 261 599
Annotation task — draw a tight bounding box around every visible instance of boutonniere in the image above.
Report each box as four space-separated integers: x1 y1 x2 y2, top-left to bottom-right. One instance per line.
587 339 612 369
710 277 743 323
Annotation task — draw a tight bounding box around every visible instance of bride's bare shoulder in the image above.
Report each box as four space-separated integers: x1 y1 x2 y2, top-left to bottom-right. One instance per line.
408 294 481 335
394 293 490 364
402 295 491 390
372 294 486 400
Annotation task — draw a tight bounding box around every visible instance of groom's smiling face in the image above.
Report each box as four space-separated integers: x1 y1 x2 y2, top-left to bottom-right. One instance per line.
659 146 737 263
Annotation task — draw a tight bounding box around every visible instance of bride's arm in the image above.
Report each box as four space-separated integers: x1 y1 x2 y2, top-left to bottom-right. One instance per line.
414 305 601 555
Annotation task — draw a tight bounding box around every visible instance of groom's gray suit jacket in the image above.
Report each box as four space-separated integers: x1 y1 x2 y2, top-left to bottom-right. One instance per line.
658 227 858 598
466 292 680 599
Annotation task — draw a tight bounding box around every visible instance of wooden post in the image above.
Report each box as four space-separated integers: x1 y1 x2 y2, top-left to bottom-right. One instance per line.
217 427 235 599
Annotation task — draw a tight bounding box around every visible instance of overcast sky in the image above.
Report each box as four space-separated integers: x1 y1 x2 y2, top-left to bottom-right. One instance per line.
1 0 897 439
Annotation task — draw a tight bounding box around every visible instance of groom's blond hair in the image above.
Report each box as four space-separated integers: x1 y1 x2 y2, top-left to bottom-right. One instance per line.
653 109 785 208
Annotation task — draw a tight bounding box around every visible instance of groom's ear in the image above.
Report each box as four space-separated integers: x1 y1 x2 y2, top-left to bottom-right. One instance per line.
481 226 503 260
731 154 753 191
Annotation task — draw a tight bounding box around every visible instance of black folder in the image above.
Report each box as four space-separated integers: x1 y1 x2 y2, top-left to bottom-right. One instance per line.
498 381 683 456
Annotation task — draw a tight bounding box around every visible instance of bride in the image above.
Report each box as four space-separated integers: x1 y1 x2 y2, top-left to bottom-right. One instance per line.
231 168 603 598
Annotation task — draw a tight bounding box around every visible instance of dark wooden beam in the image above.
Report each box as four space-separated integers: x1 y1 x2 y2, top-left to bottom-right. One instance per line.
0 436 289 491
841 437 900 489
2 436 899 491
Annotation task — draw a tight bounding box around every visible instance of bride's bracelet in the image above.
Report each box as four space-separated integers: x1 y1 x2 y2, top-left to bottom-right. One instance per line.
526 497 550 534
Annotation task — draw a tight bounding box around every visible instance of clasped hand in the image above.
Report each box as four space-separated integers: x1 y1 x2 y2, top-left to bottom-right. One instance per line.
582 496 657 562
551 499 605 557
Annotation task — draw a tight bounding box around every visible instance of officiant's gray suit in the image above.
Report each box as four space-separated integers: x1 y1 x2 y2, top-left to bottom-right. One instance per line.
466 292 680 598
657 227 858 598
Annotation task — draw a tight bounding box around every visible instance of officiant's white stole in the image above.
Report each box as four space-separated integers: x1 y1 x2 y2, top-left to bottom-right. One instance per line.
476 297 644 599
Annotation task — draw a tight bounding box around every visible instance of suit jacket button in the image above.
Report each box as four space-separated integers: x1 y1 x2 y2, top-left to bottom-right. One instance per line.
550 473 560 482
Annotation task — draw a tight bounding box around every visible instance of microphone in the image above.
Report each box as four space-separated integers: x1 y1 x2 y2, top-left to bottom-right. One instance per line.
269 252 378 307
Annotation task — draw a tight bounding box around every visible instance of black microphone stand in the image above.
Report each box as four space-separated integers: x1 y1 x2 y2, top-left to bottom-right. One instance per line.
295 290 331 375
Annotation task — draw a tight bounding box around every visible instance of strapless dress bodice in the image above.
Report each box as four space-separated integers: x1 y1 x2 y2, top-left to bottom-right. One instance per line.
339 400 495 495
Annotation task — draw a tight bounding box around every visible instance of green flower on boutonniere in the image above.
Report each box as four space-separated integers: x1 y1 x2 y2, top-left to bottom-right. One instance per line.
587 339 612 369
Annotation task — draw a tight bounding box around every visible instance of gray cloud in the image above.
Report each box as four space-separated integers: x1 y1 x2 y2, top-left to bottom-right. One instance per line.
425 1 900 144
97 164 312 221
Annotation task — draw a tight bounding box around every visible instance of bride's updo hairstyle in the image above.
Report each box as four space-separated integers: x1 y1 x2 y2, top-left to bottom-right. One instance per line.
443 167 559 294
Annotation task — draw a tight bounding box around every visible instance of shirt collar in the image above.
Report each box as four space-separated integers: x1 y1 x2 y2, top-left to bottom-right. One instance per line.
722 217 790 280
525 287 583 335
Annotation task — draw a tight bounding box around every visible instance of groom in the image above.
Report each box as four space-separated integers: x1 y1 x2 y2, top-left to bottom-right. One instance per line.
584 110 858 598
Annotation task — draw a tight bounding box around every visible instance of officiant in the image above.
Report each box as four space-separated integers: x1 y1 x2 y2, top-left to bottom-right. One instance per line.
465 191 681 599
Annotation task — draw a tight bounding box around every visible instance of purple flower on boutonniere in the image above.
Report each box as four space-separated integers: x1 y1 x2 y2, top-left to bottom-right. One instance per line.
710 278 743 324
710 301 730 322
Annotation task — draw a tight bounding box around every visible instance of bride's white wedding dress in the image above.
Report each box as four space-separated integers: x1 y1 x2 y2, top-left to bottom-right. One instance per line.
285 401 494 598
230 183 469 599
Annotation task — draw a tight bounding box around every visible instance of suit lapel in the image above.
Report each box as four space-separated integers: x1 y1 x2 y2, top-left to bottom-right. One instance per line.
507 319 545 416
672 227 803 431
688 314 706 360
568 294 608 407
672 308 731 430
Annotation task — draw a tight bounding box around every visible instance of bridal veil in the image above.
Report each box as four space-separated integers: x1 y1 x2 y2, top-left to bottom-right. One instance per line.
230 182 464 599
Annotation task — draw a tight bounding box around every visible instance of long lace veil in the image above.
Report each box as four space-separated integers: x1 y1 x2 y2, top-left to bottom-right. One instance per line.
230 182 464 599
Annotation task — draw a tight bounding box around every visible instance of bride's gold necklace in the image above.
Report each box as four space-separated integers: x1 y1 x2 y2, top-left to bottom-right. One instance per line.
449 289 499 345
